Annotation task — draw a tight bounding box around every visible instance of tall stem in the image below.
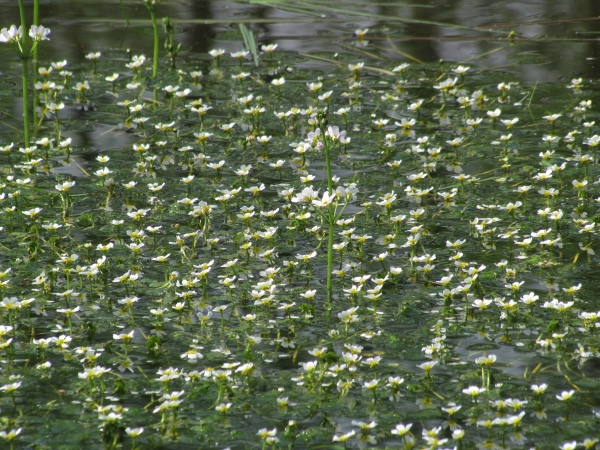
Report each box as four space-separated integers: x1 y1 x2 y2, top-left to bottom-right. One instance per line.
325 147 334 306
150 8 159 79
33 0 39 134
18 0 30 147
18 0 27 52
21 58 30 147
326 208 334 306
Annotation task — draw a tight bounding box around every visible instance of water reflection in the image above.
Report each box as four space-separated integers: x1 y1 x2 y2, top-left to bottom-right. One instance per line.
0 0 598 81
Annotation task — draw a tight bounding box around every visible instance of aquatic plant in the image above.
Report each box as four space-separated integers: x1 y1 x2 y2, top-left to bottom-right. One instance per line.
1 5 600 449
0 2 50 147
143 0 162 80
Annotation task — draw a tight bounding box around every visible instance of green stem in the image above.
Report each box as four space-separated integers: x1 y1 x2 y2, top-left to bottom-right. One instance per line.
327 208 334 306
325 147 334 306
18 0 30 147
33 0 39 134
18 0 27 52
22 57 30 147
151 9 159 79
55 114 61 142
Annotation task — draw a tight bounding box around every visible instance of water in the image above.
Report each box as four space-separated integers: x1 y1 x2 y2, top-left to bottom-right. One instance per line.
1 1 600 449
1 0 599 79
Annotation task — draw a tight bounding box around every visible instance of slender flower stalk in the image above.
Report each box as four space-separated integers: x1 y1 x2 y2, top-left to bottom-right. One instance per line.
19 0 30 146
21 42 30 146
324 143 335 305
33 0 40 131
150 9 159 79
312 111 352 306
2 3 50 147
143 0 161 80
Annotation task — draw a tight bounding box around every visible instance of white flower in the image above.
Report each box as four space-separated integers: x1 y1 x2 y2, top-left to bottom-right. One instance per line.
125 427 144 437
0 428 21 441
55 181 76 192
312 191 334 208
452 429 465 440
453 65 470 75
474 354 496 366
463 386 486 396
300 361 318 372
393 63 409 73
338 307 359 324
0 25 22 44
325 125 346 141
418 360 438 373
434 77 458 91
487 108 501 118
556 390 574 401
291 186 318 203
231 50 249 59
29 25 51 41
391 423 412 436
85 51 101 60
332 430 356 442
23 207 43 218
209 49 225 57
215 402 232 412
257 428 277 439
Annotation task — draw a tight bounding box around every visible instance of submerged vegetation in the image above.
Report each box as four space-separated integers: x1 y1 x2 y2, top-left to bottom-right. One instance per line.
1 2 600 449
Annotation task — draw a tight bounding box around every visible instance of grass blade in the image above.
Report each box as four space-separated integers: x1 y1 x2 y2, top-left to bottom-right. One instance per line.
240 24 259 67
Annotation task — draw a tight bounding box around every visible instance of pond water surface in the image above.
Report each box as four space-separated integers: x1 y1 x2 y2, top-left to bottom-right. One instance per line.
1 1 600 449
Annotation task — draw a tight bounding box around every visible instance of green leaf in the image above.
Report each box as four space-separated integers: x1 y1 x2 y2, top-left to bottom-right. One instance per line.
239 23 259 67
